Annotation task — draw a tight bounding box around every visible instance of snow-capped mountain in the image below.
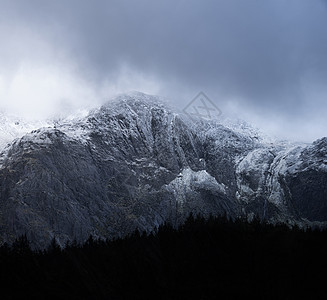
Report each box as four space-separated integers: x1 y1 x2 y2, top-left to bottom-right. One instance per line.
0 92 326 248
0 112 53 151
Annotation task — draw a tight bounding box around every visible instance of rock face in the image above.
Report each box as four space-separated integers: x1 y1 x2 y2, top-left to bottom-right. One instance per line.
0 92 326 248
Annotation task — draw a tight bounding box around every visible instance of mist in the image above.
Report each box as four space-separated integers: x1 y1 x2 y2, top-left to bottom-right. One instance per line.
0 0 327 142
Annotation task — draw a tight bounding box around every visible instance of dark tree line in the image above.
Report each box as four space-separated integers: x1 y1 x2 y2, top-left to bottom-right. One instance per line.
1 214 327 299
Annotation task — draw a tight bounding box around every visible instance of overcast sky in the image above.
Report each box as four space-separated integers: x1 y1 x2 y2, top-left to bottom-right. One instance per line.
0 0 327 142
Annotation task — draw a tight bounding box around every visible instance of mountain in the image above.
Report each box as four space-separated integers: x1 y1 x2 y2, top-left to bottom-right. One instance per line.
0 92 326 248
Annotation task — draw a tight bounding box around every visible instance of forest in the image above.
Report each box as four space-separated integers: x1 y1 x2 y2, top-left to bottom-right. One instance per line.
1 214 326 299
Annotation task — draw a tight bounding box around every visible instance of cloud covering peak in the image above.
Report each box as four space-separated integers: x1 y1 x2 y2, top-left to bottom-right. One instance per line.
0 0 326 141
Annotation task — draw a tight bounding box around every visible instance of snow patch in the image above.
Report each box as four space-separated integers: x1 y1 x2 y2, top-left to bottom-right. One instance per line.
166 168 227 204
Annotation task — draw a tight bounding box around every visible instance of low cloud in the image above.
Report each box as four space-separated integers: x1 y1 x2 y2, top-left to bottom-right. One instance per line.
0 0 326 141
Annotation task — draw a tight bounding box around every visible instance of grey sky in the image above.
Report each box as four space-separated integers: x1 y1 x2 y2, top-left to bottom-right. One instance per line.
0 0 327 141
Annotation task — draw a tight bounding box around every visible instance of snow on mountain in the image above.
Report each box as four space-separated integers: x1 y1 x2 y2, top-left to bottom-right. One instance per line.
0 112 53 151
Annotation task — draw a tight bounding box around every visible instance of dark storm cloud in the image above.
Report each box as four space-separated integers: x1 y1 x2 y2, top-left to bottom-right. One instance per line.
1 0 327 141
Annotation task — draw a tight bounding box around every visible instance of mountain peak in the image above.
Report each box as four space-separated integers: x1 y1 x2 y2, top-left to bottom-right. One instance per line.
100 91 172 113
